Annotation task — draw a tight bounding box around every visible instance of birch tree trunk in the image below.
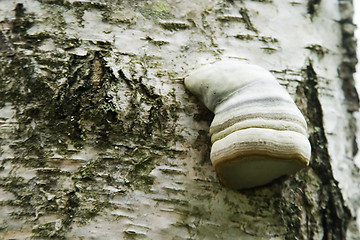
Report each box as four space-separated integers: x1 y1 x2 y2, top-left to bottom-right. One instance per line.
0 0 359 239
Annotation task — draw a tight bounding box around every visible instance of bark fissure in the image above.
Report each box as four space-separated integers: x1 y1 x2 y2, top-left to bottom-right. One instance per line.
338 0 359 157
303 63 351 240
0 0 359 238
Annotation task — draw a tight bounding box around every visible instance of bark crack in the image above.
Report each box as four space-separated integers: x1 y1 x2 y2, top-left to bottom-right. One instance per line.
301 62 351 240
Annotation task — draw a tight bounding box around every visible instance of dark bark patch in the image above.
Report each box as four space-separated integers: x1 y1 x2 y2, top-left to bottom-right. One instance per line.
294 62 351 240
307 0 321 16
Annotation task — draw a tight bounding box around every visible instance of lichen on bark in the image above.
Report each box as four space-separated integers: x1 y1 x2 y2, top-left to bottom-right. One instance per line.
0 0 359 239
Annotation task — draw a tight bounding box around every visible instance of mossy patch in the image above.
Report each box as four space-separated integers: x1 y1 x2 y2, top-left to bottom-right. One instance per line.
140 1 173 20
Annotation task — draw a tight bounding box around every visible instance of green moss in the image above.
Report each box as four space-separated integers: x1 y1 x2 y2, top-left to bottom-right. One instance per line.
0 12 184 234
154 1 169 13
119 146 159 191
32 221 65 239
140 1 173 20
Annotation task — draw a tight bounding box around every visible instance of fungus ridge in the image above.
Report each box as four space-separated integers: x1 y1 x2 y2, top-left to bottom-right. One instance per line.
185 60 311 189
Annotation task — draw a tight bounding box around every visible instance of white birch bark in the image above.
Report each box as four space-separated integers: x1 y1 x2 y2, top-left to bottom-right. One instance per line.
0 0 359 239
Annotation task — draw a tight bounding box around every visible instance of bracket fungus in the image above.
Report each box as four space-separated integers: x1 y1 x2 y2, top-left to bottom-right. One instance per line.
185 61 311 190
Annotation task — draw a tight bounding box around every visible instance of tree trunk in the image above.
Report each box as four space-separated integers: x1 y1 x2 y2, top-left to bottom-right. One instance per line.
0 0 359 239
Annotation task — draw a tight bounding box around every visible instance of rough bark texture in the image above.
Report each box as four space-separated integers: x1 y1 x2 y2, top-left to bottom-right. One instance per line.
0 0 359 239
